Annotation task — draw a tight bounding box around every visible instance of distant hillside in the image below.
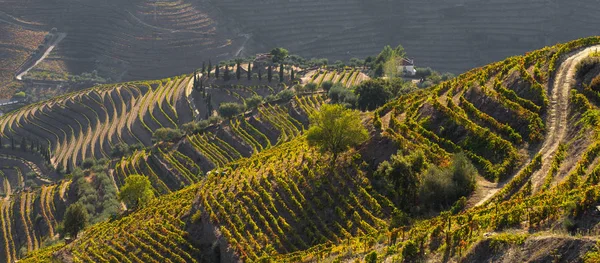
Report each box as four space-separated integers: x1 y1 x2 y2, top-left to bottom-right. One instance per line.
14 37 600 262
3 0 600 85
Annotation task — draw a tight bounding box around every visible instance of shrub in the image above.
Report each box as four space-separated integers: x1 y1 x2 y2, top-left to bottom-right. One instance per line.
390 208 410 229
218 102 246 119
376 151 426 210
13 91 26 100
245 95 264 109
450 196 467 214
321 80 334 92
365 251 377 263
418 153 477 210
82 159 95 169
591 75 600 92
328 84 355 106
402 240 419 262
153 128 184 142
305 82 318 92
276 89 295 101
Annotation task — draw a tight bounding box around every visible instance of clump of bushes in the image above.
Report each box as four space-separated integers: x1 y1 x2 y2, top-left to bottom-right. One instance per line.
418 153 477 210
218 102 246 119
111 143 144 158
276 89 295 101
153 128 184 142
181 116 222 134
328 83 356 107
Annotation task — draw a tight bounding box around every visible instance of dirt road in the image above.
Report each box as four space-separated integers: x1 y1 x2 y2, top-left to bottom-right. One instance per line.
15 32 66 80
472 45 600 207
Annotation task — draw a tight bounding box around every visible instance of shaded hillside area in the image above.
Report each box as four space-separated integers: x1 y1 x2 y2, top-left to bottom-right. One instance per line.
3 0 600 85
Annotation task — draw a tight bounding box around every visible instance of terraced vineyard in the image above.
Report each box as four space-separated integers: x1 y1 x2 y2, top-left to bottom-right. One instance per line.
0 75 198 170
12 36 600 262
303 68 369 88
0 181 68 263
0 22 45 98
0 0 238 82
114 95 323 194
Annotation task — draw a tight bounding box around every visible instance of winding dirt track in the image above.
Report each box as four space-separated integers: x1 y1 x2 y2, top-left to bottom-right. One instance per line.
530 46 600 191
473 45 600 206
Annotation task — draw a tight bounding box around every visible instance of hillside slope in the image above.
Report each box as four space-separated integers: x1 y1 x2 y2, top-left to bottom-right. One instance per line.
4 0 600 85
14 37 600 262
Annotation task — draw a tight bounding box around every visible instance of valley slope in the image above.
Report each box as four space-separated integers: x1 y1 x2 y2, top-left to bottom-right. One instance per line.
10 37 600 262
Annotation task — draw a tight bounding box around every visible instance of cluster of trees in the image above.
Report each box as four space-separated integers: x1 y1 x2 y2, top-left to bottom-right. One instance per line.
63 163 120 238
0 136 53 171
324 78 416 111
111 142 144 158
64 170 154 239
195 48 297 85
375 152 477 214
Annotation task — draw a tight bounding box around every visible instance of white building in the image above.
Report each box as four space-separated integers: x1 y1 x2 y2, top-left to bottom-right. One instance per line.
397 57 417 76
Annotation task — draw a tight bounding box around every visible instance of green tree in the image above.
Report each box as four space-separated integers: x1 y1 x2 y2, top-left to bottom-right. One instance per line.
321 80 334 92
376 151 426 209
279 63 284 82
270 47 289 63
153 128 183 142
418 153 477 210
355 79 392 111
306 104 368 162
224 65 231 81
207 60 212 78
236 62 241 80
63 202 89 238
118 175 155 210
305 82 318 92
268 66 273 82
245 95 263 109
247 62 252 80
218 102 245 118
276 89 295 101
365 251 377 263
215 65 220 79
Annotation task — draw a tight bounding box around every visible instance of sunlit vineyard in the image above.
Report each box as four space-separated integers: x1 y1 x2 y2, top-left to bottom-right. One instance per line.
9 36 600 262
304 68 369 88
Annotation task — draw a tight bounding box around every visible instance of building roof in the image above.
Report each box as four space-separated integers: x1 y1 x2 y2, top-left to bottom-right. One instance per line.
398 57 415 66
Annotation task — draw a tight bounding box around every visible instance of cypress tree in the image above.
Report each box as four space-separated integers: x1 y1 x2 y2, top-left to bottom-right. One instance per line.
268 66 272 82
291 68 295 81
247 62 252 80
202 61 206 74
215 65 220 79
236 62 241 80
208 60 212 78
258 69 262 81
279 63 284 82
224 65 230 81
193 69 198 90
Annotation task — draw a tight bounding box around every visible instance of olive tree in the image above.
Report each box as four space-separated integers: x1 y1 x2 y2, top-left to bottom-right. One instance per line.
306 104 368 162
